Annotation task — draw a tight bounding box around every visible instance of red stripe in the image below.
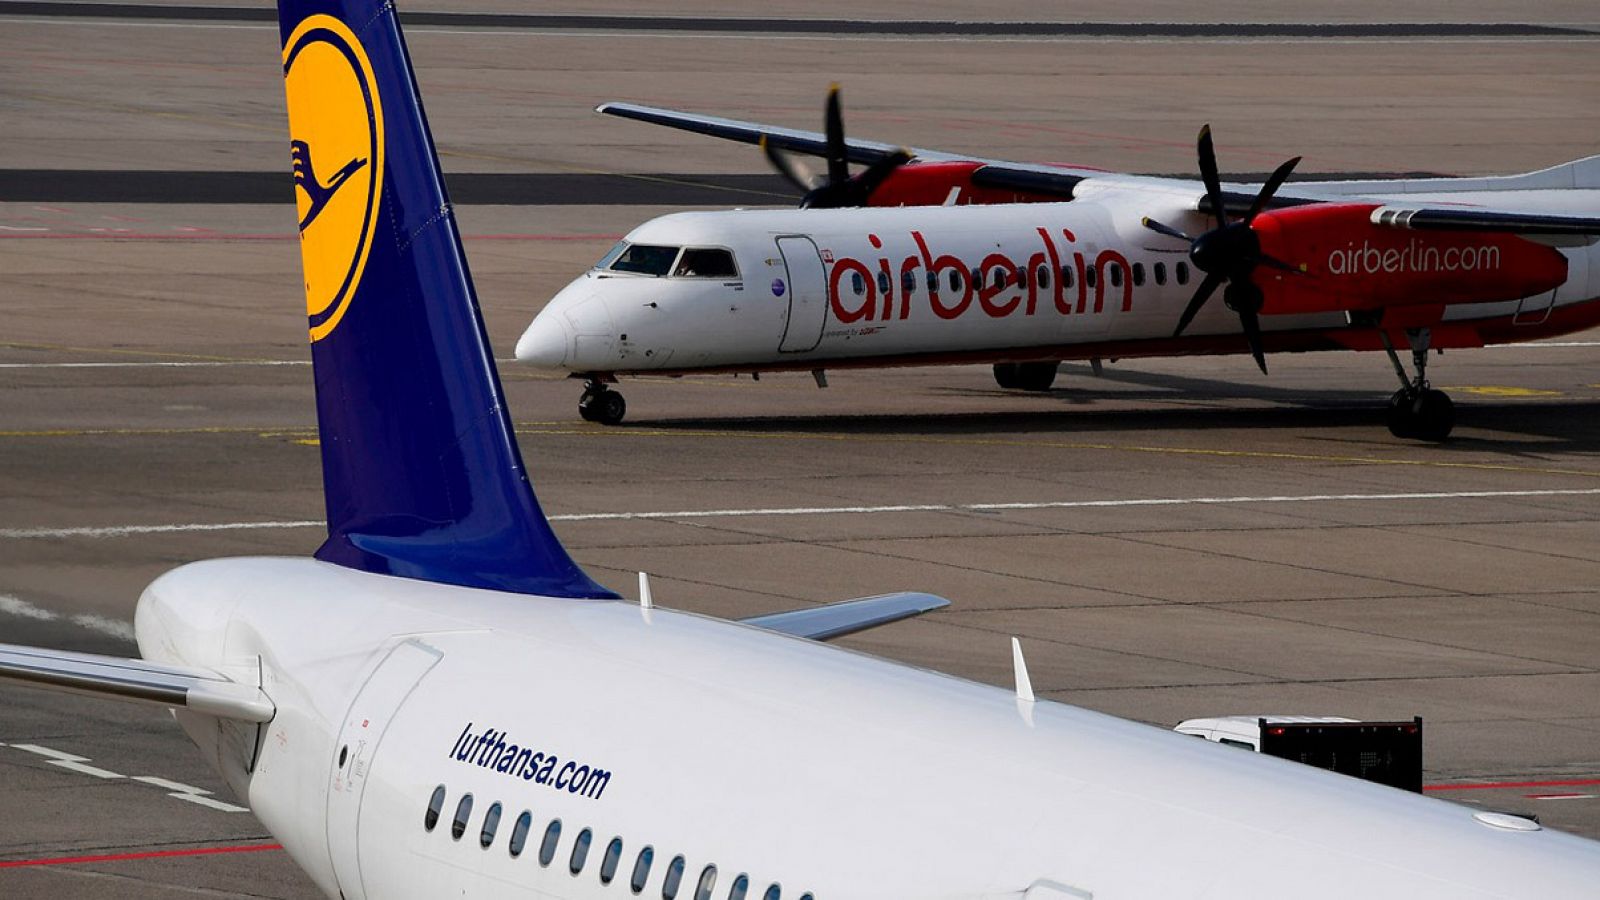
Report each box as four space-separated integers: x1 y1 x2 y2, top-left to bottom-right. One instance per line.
0 843 282 869
1424 778 1600 793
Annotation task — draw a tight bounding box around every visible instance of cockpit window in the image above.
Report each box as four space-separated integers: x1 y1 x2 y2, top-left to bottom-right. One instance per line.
595 241 629 271
673 248 738 279
609 244 681 276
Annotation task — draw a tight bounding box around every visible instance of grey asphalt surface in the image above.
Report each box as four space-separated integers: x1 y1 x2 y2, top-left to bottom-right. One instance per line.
4 3 1600 897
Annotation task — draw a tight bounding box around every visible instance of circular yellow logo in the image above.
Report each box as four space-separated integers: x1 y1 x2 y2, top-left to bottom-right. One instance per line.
282 15 384 342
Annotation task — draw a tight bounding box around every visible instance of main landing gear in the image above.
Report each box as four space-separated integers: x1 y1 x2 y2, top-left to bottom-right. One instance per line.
993 362 1059 392
1379 327 1454 442
578 378 626 426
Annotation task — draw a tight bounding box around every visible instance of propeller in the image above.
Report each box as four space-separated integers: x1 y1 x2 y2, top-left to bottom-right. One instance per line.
761 85 913 209
1141 125 1301 374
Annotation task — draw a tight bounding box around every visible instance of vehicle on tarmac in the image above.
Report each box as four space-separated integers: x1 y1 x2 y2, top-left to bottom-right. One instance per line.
518 92 1600 439
1175 715 1424 792
5 1 1600 897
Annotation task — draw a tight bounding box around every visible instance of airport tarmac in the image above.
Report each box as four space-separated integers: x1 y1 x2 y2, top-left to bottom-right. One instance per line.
4 2 1600 897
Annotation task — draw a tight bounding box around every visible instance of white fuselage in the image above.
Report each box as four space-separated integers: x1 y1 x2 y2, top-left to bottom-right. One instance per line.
517 185 1600 376
137 557 1600 900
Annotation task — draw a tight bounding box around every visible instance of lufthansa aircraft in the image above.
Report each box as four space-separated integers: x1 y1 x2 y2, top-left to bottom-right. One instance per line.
516 92 1600 439
6 1 1600 897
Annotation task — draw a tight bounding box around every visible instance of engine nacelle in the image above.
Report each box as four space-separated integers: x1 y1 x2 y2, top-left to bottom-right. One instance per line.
1251 203 1568 315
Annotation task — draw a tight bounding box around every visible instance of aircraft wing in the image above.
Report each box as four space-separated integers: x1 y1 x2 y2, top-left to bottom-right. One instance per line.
741 592 949 641
0 642 275 722
598 102 919 166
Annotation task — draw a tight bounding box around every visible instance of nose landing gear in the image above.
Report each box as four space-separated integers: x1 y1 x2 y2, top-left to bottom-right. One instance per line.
578 378 626 426
1379 327 1454 442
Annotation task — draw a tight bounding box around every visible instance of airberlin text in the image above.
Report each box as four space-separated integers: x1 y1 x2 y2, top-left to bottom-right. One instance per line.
449 722 612 800
827 228 1133 325
1328 239 1502 276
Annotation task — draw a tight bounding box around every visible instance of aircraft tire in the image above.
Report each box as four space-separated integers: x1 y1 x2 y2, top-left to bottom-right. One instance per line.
1412 389 1454 442
1014 362 1059 392
992 363 1021 389
587 390 626 426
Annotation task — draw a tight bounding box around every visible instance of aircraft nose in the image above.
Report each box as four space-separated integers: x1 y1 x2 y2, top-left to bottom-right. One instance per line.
515 311 571 367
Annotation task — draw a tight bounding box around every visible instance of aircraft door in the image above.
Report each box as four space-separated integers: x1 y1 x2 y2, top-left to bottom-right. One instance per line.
776 235 828 352
326 639 443 900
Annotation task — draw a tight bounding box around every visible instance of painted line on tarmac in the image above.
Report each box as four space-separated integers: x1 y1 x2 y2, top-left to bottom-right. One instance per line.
2 744 251 813
4 487 1599 540
0 360 308 369
0 594 135 639
1424 777 1600 792
0 843 281 869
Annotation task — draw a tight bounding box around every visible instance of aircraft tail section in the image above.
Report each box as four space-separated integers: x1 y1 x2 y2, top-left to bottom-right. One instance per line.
275 0 615 599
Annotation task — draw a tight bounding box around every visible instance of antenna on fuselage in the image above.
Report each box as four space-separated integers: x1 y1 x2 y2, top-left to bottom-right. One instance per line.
638 572 655 610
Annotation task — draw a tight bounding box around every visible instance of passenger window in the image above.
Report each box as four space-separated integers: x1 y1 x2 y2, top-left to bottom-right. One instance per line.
632 846 655 894
1036 265 1050 290
610 244 681 277
451 793 473 841
1154 261 1167 285
1061 264 1074 289
1086 267 1097 288
992 267 1007 288
926 271 938 293
947 269 961 293
694 865 718 900
728 874 750 900
1177 261 1190 285
424 785 446 832
849 272 864 295
539 819 562 867
1015 266 1027 288
674 248 738 278
1132 262 1145 286
600 837 624 884
508 811 532 857
570 827 593 874
799 894 814 900
876 271 890 294
969 265 982 288
663 855 687 899
479 801 502 849
1109 264 1123 288
763 885 782 900
901 269 916 294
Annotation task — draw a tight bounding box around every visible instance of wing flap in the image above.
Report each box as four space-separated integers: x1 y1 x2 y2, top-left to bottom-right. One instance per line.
741 592 949 641
0 642 274 723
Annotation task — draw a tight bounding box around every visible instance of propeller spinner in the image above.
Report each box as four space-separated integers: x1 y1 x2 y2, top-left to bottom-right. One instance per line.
1142 126 1300 374
761 85 912 209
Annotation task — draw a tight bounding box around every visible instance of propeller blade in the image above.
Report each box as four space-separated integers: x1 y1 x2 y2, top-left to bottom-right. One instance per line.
824 84 849 187
1197 124 1228 229
852 147 914 199
1173 270 1225 338
1243 155 1302 224
760 135 819 195
1239 304 1268 374
1141 217 1195 242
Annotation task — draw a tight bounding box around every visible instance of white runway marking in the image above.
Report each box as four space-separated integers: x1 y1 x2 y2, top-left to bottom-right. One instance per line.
11 744 126 779
0 594 137 640
0 360 308 369
131 775 250 813
3 487 1598 539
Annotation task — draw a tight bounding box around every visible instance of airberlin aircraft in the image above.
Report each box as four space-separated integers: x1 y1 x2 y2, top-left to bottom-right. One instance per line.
9 1 1600 898
516 92 1600 440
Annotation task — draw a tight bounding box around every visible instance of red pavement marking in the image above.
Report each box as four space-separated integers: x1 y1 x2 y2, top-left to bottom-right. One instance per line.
1424 778 1600 793
0 843 283 869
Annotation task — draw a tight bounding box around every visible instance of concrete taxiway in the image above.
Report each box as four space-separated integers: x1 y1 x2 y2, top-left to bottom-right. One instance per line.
4 2 1600 896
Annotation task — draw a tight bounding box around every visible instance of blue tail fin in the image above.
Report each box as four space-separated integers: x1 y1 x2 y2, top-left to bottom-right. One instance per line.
275 0 615 599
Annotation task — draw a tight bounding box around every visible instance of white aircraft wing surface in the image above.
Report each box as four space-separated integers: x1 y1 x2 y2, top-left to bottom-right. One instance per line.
741 591 949 641
0 642 274 722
